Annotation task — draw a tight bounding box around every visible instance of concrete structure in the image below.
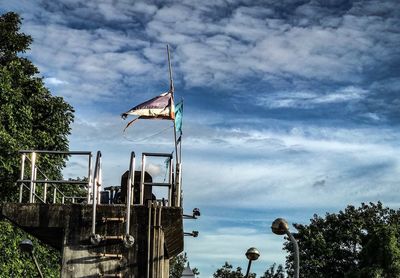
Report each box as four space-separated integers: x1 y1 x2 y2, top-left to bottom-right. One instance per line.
1 202 183 277
1 150 185 277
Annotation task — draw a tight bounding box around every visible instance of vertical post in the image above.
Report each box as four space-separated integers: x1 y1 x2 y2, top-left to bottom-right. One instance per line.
175 162 182 207
126 152 135 236
140 154 146 205
43 179 48 203
287 231 300 278
53 187 57 203
19 153 26 203
245 260 252 278
87 153 93 203
167 44 174 94
33 167 37 203
92 151 101 236
29 152 36 203
147 200 152 278
168 157 173 207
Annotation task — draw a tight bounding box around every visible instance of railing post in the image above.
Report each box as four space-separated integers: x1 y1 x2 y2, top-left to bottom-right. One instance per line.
43 178 48 203
87 153 93 203
140 154 146 205
176 162 182 207
168 157 173 207
124 152 135 248
29 152 36 203
53 187 57 203
19 153 26 203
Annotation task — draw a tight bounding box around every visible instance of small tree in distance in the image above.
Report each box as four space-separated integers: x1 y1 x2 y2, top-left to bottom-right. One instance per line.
260 263 285 278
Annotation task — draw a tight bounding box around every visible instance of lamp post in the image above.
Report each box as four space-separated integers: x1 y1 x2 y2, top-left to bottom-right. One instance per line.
19 239 44 278
271 218 299 278
244 247 260 278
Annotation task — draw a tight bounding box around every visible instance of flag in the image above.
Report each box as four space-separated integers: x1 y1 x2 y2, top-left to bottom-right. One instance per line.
121 91 175 131
175 100 183 134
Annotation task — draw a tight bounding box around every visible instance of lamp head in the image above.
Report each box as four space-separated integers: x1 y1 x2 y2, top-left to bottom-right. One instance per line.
19 239 34 253
245 247 260 261
271 218 289 235
193 208 201 217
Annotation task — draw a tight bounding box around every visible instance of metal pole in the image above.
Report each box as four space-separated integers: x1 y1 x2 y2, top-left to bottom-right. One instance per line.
33 167 37 203
29 152 36 203
43 179 48 203
168 157 173 207
286 230 299 278
140 154 146 205
53 187 57 203
19 153 26 203
126 152 135 235
167 44 174 93
147 201 152 278
31 253 44 278
245 260 252 278
87 153 92 203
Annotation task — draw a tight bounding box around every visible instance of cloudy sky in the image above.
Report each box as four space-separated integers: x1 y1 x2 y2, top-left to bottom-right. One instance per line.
2 0 400 276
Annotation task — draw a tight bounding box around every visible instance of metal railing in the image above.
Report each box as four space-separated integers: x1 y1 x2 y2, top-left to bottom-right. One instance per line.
18 150 93 204
139 152 174 206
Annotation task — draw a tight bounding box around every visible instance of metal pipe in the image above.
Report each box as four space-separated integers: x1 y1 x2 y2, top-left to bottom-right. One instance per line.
244 260 252 278
286 230 300 278
147 200 152 278
87 153 92 203
176 162 182 207
92 151 101 235
53 187 57 203
168 157 173 207
19 153 26 203
31 253 44 278
29 152 36 203
140 154 146 205
19 150 91 155
126 152 135 236
152 203 157 276
43 179 48 203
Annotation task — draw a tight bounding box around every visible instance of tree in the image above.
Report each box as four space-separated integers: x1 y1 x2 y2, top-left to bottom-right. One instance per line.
260 263 285 278
0 12 74 202
213 262 255 278
284 202 400 278
0 12 74 276
169 253 199 278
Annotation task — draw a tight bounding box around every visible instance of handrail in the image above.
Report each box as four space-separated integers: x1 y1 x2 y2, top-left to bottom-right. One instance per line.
18 150 92 204
124 152 135 248
91 151 102 241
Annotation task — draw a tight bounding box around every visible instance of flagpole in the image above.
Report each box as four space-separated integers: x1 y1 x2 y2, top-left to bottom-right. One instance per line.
167 45 181 207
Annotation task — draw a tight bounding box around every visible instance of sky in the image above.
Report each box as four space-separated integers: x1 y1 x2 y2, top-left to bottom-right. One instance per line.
1 0 400 276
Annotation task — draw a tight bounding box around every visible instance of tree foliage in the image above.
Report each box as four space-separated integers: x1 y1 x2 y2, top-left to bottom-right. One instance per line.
0 12 74 277
213 262 255 278
260 263 285 278
0 12 74 202
284 202 400 278
169 253 199 278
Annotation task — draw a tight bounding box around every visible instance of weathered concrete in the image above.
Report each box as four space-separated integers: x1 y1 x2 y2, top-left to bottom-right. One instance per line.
1 203 183 277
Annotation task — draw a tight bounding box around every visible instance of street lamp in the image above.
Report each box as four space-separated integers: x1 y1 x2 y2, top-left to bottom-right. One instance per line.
19 239 44 278
271 218 299 278
244 247 260 278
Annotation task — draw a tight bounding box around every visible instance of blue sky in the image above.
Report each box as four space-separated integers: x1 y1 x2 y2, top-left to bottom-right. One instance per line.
2 0 400 276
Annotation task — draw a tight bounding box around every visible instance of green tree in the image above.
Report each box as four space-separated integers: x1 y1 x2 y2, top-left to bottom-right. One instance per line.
0 12 74 277
213 262 255 278
169 253 199 278
284 202 400 278
0 12 74 202
260 263 285 278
